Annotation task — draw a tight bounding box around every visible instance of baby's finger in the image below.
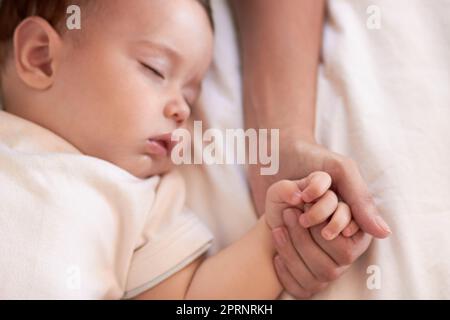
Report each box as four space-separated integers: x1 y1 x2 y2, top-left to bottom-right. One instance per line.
265 180 304 228
266 180 303 207
301 172 332 203
342 220 360 238
321 202 351 241
299 190 338 228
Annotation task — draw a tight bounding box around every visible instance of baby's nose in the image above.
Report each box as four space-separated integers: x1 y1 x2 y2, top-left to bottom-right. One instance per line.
165 101 190 125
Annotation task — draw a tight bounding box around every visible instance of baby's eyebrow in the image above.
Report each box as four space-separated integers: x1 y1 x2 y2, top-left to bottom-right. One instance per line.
137 40 182 64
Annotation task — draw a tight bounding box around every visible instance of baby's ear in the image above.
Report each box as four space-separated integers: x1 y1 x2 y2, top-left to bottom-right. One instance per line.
13 16 63 90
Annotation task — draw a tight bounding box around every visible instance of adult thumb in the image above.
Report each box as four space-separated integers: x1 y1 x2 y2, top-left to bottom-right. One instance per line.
332 161 391 238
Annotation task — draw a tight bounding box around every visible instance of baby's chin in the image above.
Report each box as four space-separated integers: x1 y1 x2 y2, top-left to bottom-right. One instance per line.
132 157 175 179
101 152 174 179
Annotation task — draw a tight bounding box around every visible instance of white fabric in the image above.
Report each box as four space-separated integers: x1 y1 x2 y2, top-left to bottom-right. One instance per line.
179 0 257 255
315 0 450 299
0 111 213 299
183 0 450 299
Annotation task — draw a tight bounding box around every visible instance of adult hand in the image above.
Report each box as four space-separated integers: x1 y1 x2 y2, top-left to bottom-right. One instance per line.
249 135 391 238
272 208 372 299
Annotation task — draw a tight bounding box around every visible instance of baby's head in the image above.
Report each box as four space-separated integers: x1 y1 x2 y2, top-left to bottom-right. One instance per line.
0 0 213 178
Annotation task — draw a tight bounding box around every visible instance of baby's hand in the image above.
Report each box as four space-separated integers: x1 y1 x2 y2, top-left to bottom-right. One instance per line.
265 172 359 240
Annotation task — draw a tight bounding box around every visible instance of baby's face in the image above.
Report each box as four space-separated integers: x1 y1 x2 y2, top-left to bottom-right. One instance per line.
53 0 213 178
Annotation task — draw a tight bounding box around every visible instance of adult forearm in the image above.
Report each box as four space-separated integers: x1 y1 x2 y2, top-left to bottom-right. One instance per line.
231 0 324 140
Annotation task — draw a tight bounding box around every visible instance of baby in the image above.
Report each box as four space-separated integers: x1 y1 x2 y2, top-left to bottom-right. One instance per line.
0 0 358 299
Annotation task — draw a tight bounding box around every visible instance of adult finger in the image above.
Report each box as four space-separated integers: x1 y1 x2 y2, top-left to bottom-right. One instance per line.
272 227 320 290
309 223 372 266
325 156 391 238
274 255 326 299
283 208 348 283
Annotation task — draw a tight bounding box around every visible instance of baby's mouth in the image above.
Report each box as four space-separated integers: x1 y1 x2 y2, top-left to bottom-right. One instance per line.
146 133 174 157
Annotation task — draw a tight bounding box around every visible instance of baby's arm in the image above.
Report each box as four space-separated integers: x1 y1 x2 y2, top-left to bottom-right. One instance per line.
135 172 353 300
136 214 281 300
136 178 312 300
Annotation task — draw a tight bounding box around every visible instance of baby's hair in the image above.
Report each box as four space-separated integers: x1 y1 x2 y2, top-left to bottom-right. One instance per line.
198 0 214 30
0 0 213 76
0 0 82 72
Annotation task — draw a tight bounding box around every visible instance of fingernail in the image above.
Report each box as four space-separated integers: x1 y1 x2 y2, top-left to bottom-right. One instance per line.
299 214 309 228
321 229 334 240
375 216 391 234
273 228 287 246
283 209 298 227
290 191 302 204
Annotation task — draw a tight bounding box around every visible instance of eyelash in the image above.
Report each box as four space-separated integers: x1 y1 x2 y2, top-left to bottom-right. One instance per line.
141 62 193 110
141 63 165 80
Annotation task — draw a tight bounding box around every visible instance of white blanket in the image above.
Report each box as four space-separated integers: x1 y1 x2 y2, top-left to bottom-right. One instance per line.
183 0 450 299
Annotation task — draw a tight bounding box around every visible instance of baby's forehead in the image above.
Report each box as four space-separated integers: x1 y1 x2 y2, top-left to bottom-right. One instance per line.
94 0 209 23
86 0 213 51
82 0 211 41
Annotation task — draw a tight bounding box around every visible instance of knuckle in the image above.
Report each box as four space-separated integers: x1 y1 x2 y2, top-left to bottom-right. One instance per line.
346 158 358 170
334 155 348 170
360 193 376 207
352 194 376 214
334 156 357 175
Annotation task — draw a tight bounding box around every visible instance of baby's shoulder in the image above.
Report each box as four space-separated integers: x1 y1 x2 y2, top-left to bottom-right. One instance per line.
0 148 159 219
